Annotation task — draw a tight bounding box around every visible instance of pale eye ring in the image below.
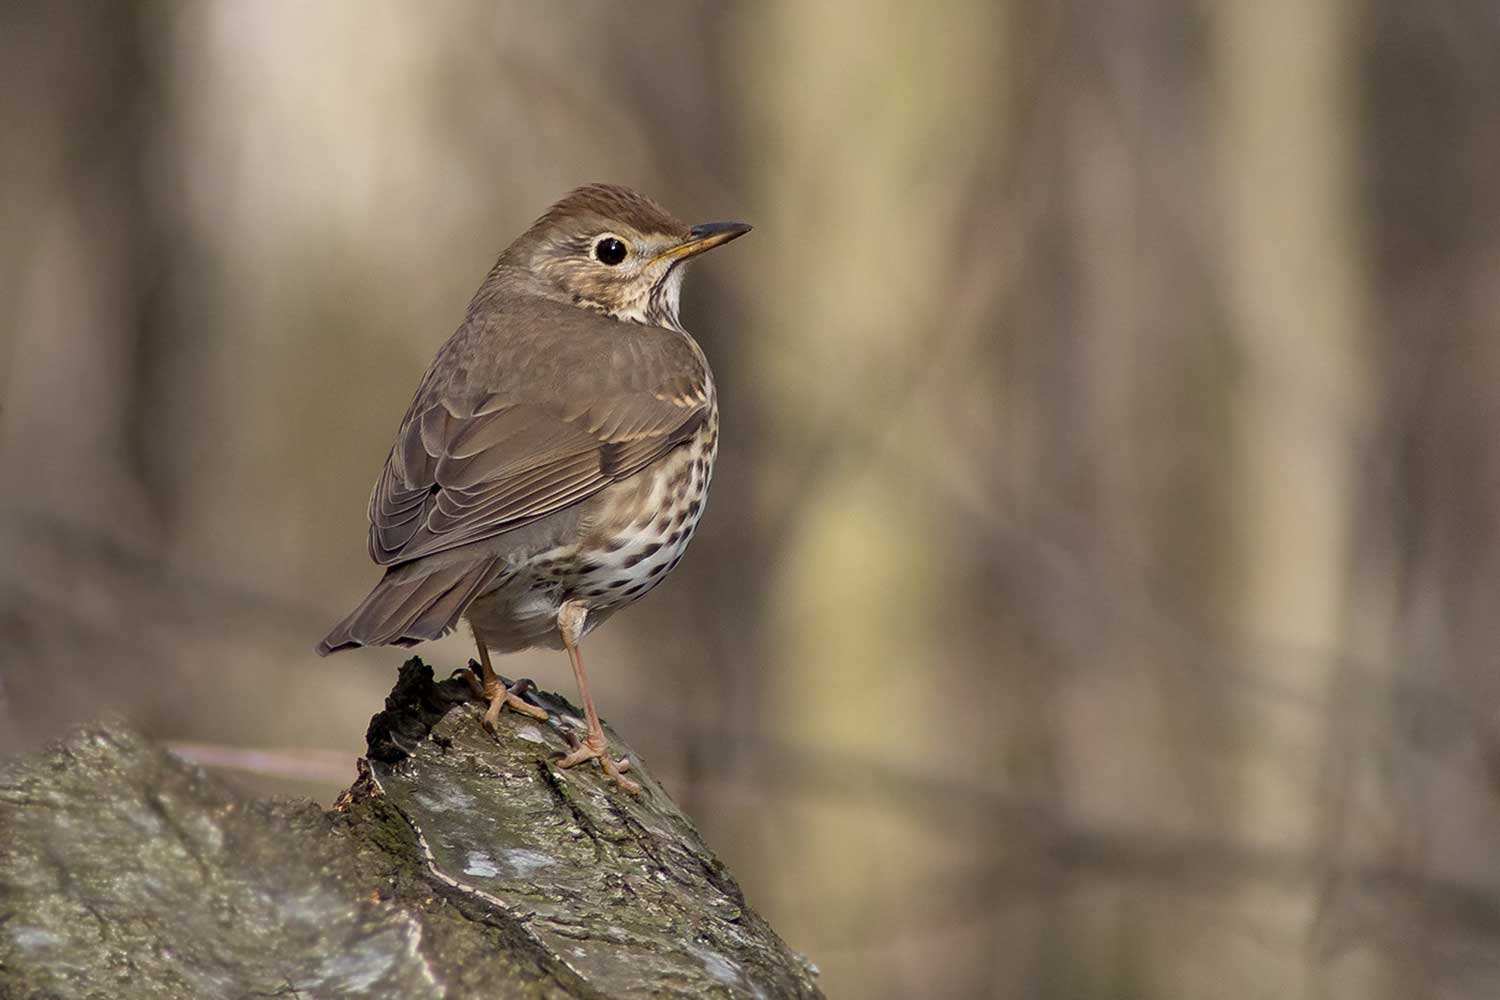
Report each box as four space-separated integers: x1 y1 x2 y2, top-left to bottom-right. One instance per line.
593 235 628 266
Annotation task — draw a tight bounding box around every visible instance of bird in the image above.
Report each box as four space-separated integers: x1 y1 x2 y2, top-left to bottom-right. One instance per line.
316 184 750 793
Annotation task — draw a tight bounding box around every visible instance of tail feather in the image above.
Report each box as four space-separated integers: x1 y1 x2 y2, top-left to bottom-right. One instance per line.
316 558 506 656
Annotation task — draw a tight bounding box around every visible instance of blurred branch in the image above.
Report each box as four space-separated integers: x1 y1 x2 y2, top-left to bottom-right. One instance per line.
5 499 1485 795
165 741 357 785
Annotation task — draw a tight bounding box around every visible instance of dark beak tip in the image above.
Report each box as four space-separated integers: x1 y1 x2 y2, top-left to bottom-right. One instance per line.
689 221 753 241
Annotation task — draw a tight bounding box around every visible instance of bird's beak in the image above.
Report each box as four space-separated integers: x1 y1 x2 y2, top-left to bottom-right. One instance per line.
653 221 753 265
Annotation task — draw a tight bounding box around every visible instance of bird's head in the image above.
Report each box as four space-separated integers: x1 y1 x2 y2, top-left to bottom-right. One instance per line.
499 183 751 330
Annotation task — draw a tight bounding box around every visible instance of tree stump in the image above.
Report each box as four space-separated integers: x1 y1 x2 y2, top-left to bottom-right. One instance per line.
0 657 823 999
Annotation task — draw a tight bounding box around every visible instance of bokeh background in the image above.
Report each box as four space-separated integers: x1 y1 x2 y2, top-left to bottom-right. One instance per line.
4 2 1500 997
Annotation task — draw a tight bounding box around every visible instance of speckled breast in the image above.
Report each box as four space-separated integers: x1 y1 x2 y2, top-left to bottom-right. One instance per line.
569 418 716 609
466 409 717 649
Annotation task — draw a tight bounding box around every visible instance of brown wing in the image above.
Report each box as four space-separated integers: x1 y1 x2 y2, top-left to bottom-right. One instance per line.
366 298 710 567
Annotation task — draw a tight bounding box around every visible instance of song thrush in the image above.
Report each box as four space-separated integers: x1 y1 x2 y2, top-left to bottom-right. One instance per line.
317 184 750 792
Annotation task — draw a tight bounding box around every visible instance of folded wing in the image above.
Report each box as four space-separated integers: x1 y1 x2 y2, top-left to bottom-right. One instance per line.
366 307 710 568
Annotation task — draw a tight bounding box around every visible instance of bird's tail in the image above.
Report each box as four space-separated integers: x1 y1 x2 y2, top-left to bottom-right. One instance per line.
315 558 507 656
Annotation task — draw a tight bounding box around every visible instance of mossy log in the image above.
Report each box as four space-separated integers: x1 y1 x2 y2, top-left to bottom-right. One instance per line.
0 658 822 999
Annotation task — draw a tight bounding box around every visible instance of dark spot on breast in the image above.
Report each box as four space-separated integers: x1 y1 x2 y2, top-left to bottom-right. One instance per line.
604 538 628 552
577 560 601 574
667 529 683 545
668 555 683 570
608 578 630 589
586 588 606 597
649 562 668 576
686 500 701 517
625 583 646 596
623 542 662 568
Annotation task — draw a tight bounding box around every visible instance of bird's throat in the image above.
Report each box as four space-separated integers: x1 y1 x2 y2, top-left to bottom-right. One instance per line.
580 267 686 332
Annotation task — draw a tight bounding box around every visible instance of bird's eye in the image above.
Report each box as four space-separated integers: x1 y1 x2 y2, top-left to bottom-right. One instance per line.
593 236 628 266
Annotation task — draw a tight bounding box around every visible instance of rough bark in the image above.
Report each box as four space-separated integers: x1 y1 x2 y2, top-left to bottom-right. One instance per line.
0 658 822 1000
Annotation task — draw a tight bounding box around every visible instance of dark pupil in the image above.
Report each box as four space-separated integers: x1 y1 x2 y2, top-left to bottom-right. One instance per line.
595 237 627 266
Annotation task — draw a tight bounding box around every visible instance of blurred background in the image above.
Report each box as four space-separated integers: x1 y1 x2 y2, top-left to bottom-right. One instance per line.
3 1 1500 996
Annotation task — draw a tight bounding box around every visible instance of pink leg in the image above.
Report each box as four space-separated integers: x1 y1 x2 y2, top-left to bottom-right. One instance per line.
553 601 639 793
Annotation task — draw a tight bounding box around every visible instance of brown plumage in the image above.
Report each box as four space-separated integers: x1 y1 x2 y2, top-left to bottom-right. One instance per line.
317 184 750 792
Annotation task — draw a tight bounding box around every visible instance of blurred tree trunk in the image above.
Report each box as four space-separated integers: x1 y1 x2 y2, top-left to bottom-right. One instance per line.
1015 2 1249 994
739 2 1012 994
0 2 169 749
1212 1 1389 997
0 3 161 545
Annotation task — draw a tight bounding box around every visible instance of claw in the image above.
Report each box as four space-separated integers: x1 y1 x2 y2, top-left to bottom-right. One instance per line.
487 684 550 725
462 662 549 724
556 732 640 794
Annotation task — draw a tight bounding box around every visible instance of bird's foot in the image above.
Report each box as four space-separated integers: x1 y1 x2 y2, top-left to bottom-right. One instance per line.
558 728 640 794
460 664 550 725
